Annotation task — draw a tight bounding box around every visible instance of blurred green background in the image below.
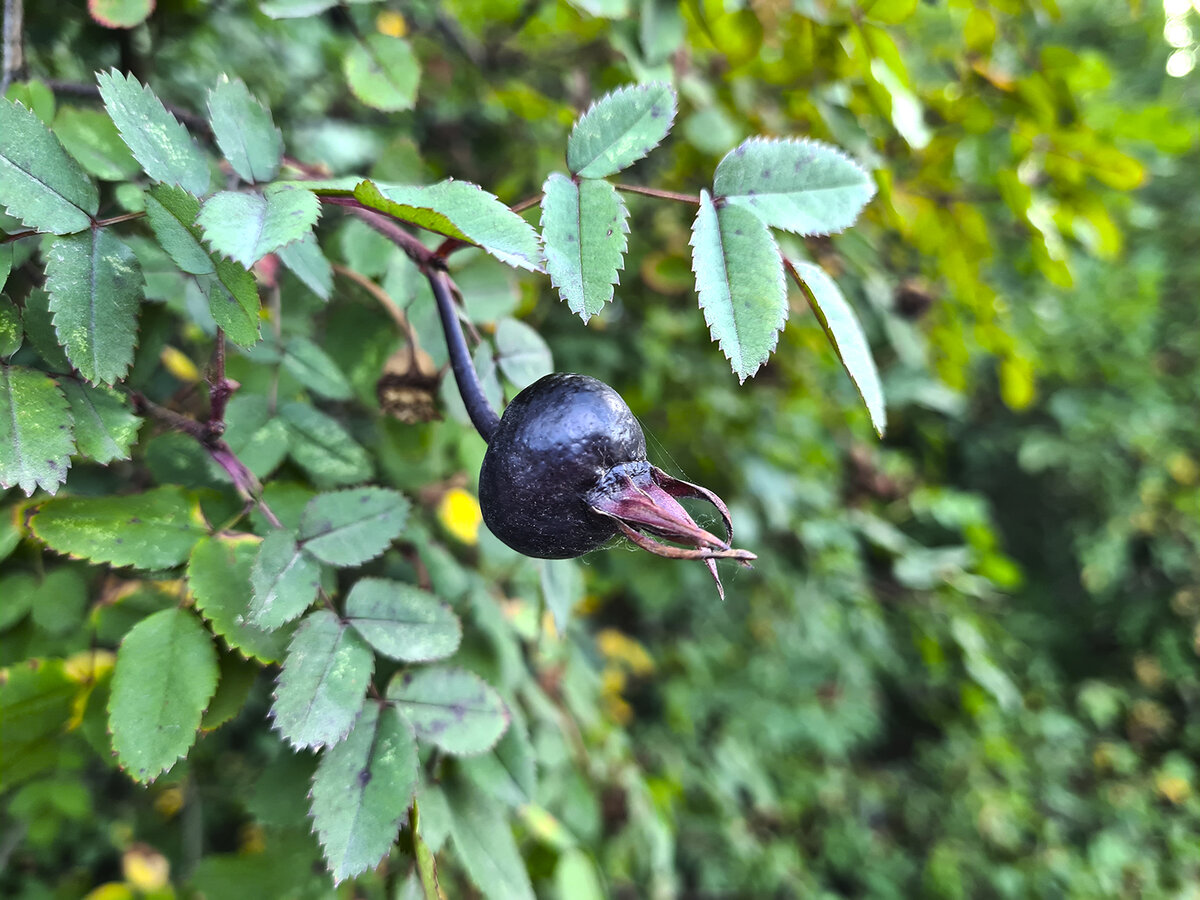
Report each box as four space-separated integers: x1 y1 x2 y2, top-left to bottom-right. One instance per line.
1 0 1198 897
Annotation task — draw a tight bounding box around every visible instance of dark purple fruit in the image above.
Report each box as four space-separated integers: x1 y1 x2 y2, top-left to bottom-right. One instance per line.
478 373 754 596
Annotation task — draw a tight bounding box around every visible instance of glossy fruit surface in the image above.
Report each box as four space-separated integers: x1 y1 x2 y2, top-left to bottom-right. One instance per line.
479 373 640 558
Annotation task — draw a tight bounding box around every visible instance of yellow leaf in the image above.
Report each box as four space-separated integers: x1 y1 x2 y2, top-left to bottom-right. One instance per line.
596 628 655 676
83 884 135 900
160 345 201 383
376 10 407 37
437 487 482 545
123 844 170 892
999 354 1036 411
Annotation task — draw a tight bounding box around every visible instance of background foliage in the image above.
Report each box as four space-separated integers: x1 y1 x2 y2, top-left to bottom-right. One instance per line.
2 0 1198 898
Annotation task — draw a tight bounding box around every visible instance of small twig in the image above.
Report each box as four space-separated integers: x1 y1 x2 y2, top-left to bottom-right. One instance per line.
320 196 433 265
1 0 24 97
206 330 235 435
613 183 700 205
332 262 408 332
1 210 146 245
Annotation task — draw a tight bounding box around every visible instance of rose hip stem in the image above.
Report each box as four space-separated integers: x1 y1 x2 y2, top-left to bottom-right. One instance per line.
428 265 500 443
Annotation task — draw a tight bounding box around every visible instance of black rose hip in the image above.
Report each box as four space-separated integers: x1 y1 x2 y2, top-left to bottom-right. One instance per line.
479 373 754 597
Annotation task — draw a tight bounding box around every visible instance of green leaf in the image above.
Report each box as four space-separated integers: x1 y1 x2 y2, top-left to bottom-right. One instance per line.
52 106 140 182
862 0 917 24
0 97 98 234
282 336 353 401
88 0 155 28
198 187 320 268
207 76 283 183
345 578 461 662
44 229 143 384
461 709 536 808
354 180 543 272
19 288 71 370
0 365 73 495
789 260 886 437
272 609 374 749
388 667 509 756
297 487 410 566
30 486 208 569
259 0 337 17
108 608 219 781
278 232 333 301
0 658 78 788
495 319 553 389
281 402 374 487
0 245 10 292
713 138 876 237
310 702 419 884
188 534 294 663
60 380 141 464
248 530 322 630
0 295 22 356
540 174 629 322
690 190 787 382
223 393 289 478
540 558 583 634
208 256 262 347
344 34 421 113
201 651 260 732
566 82 677 179
445 780 535 900
97 69 210 196
413 823 440 900
144 184 212 275
555 850 605 900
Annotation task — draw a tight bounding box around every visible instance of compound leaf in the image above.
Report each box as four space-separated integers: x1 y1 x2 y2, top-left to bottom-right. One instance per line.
30 486 209 568
540 173 629 322
566 82 677 179
690 190 787 383
0 365 73 495
310 702 419 883
60 380 140 464
345 579 461 662
188 533 294 663
198 187 320 268
461 708 536 808
297 488 410 566
248 529 322 630
109 607 219 782
445 780 535 900
44 229 143 385
0 97 98 234
789 260 886 437
354 180 542 273
344 34 420 113
97 69 210 196
272 609 373 749
388 667 508 756
206 76 283 183
713 137 875 236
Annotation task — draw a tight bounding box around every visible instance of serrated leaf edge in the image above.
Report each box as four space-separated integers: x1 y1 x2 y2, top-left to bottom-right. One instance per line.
568 82 678 178
690 190 788 383
714 136 877 237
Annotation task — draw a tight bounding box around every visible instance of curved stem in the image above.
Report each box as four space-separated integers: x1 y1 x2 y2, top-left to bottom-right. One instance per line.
429 267 500 442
